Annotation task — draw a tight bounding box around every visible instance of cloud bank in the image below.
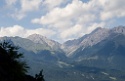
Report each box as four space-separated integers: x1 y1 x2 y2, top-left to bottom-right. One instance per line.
0 25 55 38
1 0 125 42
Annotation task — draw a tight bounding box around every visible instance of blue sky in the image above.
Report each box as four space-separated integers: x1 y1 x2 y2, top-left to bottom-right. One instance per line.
0 0 125 43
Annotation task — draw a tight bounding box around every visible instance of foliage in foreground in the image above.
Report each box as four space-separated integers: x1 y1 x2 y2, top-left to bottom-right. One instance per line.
0 41 44 81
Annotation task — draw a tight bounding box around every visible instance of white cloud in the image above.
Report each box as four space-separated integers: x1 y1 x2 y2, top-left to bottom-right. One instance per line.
8 0 68 20
87 22 106 33
5 0 17 6
3 0 125 42
26 28 56 38
42 0 64 10
100 0 125 20
31 0 125 41
20 0 42 13
11 0 42 20
0 25 26 37
60 22 105 40
60 24 82 39
31 0 102 41
0 25 55 38
38 0 91 25
5 0 125 21
11 12 26 20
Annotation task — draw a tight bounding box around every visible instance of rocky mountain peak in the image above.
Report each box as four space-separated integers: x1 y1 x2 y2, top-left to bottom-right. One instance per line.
27 34 61 49
27 34 44 38
80 27 110 47
62 27 110 56
27 34 47 45
111 26 125 34
90 27 103 34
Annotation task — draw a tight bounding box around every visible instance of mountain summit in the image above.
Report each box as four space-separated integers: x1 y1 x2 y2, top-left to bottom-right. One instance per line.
62 27 110 56
1 26 125 81
62 26 125 57
63 26 125 70
27 34 61 49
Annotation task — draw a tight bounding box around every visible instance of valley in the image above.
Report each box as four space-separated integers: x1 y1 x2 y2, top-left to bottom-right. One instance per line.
0 26 125 81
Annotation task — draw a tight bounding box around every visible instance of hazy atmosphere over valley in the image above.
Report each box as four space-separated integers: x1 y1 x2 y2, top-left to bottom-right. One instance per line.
0 0 125 81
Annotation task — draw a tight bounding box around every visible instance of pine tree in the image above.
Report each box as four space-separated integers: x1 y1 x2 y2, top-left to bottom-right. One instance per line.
35 70 45 81
0 41 29 81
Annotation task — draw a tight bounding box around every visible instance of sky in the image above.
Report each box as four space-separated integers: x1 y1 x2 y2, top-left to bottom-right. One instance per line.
0 0 125 43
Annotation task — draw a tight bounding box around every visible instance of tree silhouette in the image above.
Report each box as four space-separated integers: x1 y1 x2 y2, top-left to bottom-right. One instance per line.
0 41 46 81
35 70 45 81
0 41 29 81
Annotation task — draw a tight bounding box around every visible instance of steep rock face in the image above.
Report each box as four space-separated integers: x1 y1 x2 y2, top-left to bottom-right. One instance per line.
0 35 66 62
0 26 125 81
62 26 125 57
111 26 125 34
64 26 125 70
27 34 62 51
62 27 110 56
72 34 125 69
0 36 50 53
80 27 110 47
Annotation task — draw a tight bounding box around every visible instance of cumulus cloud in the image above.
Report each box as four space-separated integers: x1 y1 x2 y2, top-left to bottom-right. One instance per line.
87 22 106 33
31 0 102 40
100 0 125 20
9 0 68 20
0 25 56 38
2 0 125 42
5 0 17 6
20 0 42 13
5 0 125 21
11 0 42 20
0 25 26 37
60 24 82 39
42 0 64 10
32 0 93 25
31 0 125 42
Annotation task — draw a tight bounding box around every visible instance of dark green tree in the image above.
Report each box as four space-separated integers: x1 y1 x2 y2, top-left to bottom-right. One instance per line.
0 41 29 81
35 70 45 81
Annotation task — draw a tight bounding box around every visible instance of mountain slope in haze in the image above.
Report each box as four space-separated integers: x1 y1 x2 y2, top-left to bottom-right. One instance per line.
27 34 62 52
62 27 110 56
1 26 125 81
59 26 125 81
0 35 67 64
0 36 51 53
63 26 125 57
72 33 125 68
63 26 125 70
0 34 64 54
0 35 68 80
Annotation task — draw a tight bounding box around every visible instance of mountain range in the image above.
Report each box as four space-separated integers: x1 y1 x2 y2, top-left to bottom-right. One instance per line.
1 26 125 81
